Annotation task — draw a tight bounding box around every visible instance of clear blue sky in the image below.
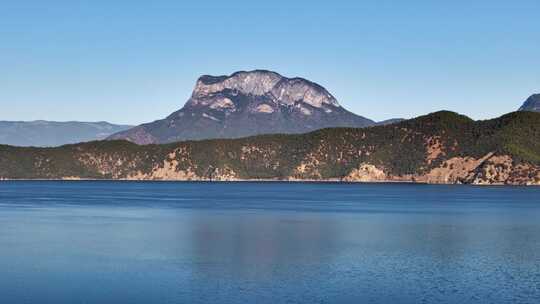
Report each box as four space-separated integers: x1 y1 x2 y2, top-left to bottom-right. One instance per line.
1 1 539 124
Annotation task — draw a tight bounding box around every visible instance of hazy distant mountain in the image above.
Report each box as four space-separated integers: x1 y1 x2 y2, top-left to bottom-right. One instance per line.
375 118 405 126
108 70 376 144
519 94 540 112
0 121 132 147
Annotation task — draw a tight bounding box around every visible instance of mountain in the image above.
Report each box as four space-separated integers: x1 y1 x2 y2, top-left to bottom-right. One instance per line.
375 118 405 126
108 70 375 144
0 121 132 147
519 94 540 112
2 111 539 185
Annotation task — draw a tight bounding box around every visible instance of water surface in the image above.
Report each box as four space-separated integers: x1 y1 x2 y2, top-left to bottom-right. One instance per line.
1 181 539 303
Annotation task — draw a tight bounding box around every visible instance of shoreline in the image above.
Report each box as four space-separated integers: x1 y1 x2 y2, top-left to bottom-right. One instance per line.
0 178 538 186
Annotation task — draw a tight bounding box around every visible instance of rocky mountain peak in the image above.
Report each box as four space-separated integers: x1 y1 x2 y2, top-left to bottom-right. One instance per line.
193 70 282 98
519 94 540 112
108 70 374 144
270 77 340 108
189 70 340 110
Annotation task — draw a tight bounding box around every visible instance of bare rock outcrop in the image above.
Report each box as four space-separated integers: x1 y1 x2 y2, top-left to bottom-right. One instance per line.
423 153 494 184
343 163 388 182
342 153 540 185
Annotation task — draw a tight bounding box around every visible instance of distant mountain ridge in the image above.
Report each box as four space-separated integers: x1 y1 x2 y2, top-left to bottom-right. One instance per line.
375 118 405 126
519 94 540 112
108 70 380 144
0 121 132 147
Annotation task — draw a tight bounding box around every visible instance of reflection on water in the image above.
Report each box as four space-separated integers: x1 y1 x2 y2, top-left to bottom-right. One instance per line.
189 212 340 278
0 181 539 303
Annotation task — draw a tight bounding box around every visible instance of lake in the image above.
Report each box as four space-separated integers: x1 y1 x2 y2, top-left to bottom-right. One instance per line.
0 181 539 303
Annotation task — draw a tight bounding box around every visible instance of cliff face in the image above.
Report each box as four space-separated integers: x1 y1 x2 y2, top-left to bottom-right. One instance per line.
2 111 540 185
340 154 539 185
108 70 374 144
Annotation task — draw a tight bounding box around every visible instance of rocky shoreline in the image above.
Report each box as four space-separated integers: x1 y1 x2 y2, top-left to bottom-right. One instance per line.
0 178 537 186
3 153 538 186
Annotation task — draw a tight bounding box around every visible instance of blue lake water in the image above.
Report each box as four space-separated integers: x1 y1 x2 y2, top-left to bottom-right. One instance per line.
0 181 539 304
